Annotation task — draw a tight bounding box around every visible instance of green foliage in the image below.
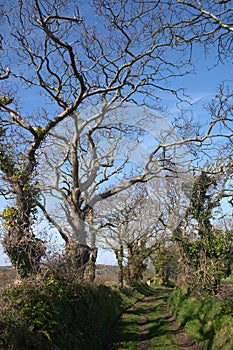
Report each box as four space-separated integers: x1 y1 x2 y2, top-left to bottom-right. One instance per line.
125 237 152 286
0 94 13 106
190 172 216 234
152 243 177 285
168 289 233 350
0 272 142 350
2 206 18 228
175 172 232 295
0 146 16 175
178 230 232 294
34 126 46 139
3 235 45 278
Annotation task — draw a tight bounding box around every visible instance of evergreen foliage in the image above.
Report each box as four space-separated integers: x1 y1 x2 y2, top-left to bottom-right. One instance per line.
0 269 142 349
174 172 233 295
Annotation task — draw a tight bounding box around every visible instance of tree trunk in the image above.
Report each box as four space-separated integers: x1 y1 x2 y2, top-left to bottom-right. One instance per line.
3 183 45 278
118 244 124 288
88 247 98 282
114 245 124 288
86 210 98 282
65 240 91 278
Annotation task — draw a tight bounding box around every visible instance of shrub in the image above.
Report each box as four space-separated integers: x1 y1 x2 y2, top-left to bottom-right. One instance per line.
0 271 141 350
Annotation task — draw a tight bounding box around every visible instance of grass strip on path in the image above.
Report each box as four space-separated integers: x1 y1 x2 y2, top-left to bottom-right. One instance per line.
105 288 181 350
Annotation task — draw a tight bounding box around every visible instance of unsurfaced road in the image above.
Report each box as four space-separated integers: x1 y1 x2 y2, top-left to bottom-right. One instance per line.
104 289 200 350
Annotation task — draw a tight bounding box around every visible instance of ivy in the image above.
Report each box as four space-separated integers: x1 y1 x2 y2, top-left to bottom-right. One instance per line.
0 140 44 276
34 126 46 139
175 172 232 295
2 206 18 228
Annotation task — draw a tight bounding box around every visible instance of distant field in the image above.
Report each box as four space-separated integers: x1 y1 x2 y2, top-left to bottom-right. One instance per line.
0 264 118 288
0 266 18 288
95 264 118 284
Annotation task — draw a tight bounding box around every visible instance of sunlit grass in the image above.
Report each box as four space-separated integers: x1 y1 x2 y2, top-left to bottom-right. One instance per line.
169 289 233 350
147 297 180 350
222 275 233 283
116 304 142 349
118 289 180 350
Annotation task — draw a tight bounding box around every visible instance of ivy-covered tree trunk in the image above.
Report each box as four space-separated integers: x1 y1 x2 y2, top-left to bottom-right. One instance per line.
126 242 147 286
174 172 232 295
2 183 45 277
114 245 124 288
65 240 91 278
0 118 45 277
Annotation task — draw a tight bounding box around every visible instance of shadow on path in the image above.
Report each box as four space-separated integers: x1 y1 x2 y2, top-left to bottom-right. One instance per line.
104 288 201 350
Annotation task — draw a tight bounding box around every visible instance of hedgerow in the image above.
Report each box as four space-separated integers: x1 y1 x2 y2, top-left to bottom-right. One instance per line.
168 289 233 350
0 272 141 350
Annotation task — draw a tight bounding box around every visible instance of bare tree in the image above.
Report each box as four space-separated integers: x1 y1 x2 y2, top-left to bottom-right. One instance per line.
176 0 233 61
0 0 232 275
98 185 162 286
38 82 232 274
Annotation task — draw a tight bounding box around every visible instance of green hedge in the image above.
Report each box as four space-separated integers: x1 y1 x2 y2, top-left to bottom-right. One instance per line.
168 289 233 350
0 276 141 350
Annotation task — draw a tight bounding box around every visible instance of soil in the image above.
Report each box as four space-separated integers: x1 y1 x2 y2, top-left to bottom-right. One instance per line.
137 296 157 350
104 290 201 350
162 302 200 350
104 298 145 350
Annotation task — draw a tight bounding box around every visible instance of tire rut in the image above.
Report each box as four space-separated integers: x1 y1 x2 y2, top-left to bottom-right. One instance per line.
137 296 155 350
162 301 201 350
104 289 201 350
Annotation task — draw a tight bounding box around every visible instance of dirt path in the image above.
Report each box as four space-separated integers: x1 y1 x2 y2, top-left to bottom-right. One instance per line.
104 289 201 350
137 296 157 350
161 302 200 350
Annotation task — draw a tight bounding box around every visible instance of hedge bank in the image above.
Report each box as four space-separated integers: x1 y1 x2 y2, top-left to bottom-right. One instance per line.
168 289 233 350
0 275 143 350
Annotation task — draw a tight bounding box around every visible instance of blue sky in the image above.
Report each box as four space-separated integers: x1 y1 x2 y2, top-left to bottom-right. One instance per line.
0 5 232 266
0 54 231 266
164 47 232 117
